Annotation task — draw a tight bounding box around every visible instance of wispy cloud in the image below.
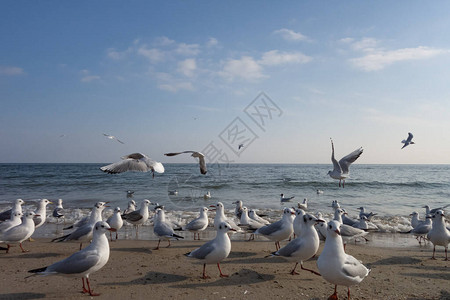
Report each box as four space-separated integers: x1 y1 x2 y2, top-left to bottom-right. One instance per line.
0 66 25 76
80 69 101 82
175 43 200 56
259 50 312 66
206 37 219 48
274 28 308 42
137 46 165 63
344 37 448 71
156 72 194 92
177 58 197 77
220 56 266 81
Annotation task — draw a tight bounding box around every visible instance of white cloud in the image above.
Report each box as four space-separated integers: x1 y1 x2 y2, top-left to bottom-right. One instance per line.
177 58 197 77
350 37 380 52
350 46 447 71
220 56 266 81
206 37 219 47
80 69 100 82
158 81 194 92
155 36 175 46
137 46 165 63
259 50 312 66
175 43 200 56
0 66 24 76
274 28 308 41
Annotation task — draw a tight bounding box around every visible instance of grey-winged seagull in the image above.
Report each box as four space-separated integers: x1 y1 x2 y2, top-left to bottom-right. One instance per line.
164 151 207 174
100 153 164 178
401 132 415 149
327 139 363 188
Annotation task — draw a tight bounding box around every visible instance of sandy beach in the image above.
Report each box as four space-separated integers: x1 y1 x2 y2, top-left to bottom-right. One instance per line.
1 235 449 300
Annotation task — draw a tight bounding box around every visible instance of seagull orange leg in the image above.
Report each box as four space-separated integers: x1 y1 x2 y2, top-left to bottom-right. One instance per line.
166 240 171 248
290 263 299 275
82 278 89 294
328 285 338 300
431 246 436 260
301 263 321 276
217 263 228 277
86 278 100 296
19 242 29 253
154 240 161 250
202 264 210 279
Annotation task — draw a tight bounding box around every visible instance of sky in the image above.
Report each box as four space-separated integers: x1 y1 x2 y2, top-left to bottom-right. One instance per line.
1 1 450 164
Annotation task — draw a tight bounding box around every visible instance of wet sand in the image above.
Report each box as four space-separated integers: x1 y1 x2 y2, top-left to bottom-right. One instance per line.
0 234 449 300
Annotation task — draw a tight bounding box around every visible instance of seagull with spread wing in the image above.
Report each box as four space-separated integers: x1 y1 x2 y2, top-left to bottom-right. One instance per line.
327 139 363 188
103 133 124 144
100 153 164 178
401 132 415 149
164 151 207 174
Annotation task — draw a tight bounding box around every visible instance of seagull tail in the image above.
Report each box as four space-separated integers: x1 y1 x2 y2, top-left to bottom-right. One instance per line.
172 233 184 239
27 266 48 276
51 234 69 243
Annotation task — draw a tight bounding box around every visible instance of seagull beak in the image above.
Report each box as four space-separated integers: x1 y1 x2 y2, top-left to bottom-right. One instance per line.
108 228 117 232
335 229 341 235
34 214 41 217
315 219 325 224
229 228 237 232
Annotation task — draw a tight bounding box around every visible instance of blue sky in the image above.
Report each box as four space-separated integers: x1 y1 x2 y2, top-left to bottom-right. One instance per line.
1 1 450 164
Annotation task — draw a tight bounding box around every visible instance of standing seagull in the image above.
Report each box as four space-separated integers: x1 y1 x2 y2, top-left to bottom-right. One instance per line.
185 221 235 279
103 133 124 144
401 132 415 149
153 209 184 250
0 199 25 221
270 213 323 275
317 220 370 300
121 199 151 238
254 208 295 251
106 207 123 241
28 221 115 296
0 211 38 253
100 153 164 178
426 210 450 260
164 151 207 175
53 199 65 223
327 139 363 188
33 199 52 229
184 207 209 240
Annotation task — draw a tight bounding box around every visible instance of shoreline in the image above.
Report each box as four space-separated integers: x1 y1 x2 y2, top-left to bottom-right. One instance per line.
1 237 449 299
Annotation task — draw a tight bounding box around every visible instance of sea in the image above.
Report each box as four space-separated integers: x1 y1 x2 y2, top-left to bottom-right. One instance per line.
1 163 449 247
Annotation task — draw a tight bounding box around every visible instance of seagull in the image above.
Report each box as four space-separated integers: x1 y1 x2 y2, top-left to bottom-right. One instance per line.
270 213 323 275
123 199 137 215
210 202 241 232
358 207 377 221
351 216 371 231
317 189 324 195
0 211 22 234
317 220 370 300
100 153 164 178
126 190 134 198
0 199 25 221
164 151 207 174
52 199 64 223
327 139 363 188
121 199 151 238
103 133 124 144
331 200 341 210
52 202 108 250
249 209 270 225
0 211 38 253
254 208 295 251
239 207 265 231
280 193 295 202
409 216 431 245
315 212 328 241
401 132 415 149
341 209 357 226
203 191 211 199
293 209 306 237
426 210 450 260
423 204 450 215
238 143 244 150
334 209 369 246
233 200 244 219
33 199 52 229
297 198 308 210
185 221 235 279
184 207 209 240
153 208 184 250
28 221 115 296
106 207 123 241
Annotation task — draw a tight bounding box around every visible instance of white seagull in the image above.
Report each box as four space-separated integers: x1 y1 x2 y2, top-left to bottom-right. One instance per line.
153 209 184 250
210 202 241 232
254 208 295 251
239 207 265 231
327 139 363 188
280 193 295 202
121 199 151 238
0 211 38 253
249 209 270 225
184 207 209 240
52 202 108 250
100 153 165 178
52 199 64 223
409 216 431 245
233 200 244 219
317 220 370 300
334 209 369 246
270 213 323 275
103 133 124 144
0 198 25 221
297 198 308 210
426 210 450 260
401 132 415 149
185 221 235 279
0 211 22 234
123 199 137 215
28 221 115 296
33 199 52 229
164 151 207 174
106 207 123 241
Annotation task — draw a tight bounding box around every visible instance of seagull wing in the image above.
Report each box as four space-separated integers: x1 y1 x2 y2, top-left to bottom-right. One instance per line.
275 238 303 257
197 154 207 174
338 147 363 174
342 254 370 280
406 132 413 143
47 248 100 275
330 139 342 174
188 240 216 260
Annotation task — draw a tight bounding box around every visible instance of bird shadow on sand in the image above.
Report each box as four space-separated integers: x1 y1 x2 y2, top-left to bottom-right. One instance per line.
224 255 286 265
0 252 60 259
169 268 275 289
111 247 152 254
101 271 188 287
400 272 450 280
227 251 258 258
0 292 46 299
368 256 422 266
406 290 450 300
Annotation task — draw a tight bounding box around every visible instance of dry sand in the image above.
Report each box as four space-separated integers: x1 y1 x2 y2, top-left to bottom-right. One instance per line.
0 236 449 300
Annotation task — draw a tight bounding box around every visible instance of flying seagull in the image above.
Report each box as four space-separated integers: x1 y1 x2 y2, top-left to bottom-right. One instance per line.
164 151 207 174
103 133 124 144
327 139 363 188
401 132 415 149
100 153 164 178
238 143 244 150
